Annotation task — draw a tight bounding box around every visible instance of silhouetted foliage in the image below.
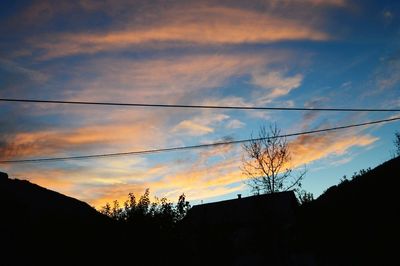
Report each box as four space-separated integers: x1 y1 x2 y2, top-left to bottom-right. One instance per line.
176 193 191 221
3 156 400 266
297 157 400 266
100 202 111 217
111 200 123 220
339 175 349 184
241 123 306 194
100 189 191 228
97 189 191 265
394 131 400 156
350 167 371 180
296 189 314 204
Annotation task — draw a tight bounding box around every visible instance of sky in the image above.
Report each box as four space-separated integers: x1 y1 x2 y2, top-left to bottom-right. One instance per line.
0 0 399 208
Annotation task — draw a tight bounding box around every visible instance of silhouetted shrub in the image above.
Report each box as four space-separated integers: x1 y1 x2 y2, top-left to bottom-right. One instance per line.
100 189 191 228
350 167 371 180
395 131 400 156
296 189 314 204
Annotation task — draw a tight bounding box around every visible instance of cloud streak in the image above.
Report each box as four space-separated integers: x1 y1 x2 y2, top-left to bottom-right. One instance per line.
29 6 329 59
3 0 395 209
4 123 378 209
0 121 166 160
251 71 303 104
290 132 378 167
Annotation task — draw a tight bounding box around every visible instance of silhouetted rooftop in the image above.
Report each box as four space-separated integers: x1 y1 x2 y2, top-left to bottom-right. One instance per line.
186 191 298 226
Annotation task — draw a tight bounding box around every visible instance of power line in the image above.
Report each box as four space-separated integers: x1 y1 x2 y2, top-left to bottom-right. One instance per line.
1 98 399 112
1 116 399 164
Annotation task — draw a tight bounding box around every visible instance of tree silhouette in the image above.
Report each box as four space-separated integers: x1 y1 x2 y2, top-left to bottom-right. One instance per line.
241 123 306 194
123 192 136 221
297 189 314 204
98 189 191 265
175 193 191 221
111 200 123 220
100 202 111 217
394 131 400 157
100 189 191 226
137 188 151 215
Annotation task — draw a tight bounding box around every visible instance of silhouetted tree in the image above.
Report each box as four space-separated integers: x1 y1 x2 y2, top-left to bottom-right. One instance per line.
137 188 151 215
297 189 314 204
100 202 111 216
241 123 306 194
339 175 349 184
100 189 191 226
123 192 136 221
350 168 371 180
175 193 191 221
111 200 123 220
394 131 400 157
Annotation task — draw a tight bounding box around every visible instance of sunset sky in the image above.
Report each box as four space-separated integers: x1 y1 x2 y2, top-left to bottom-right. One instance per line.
1 0 399 208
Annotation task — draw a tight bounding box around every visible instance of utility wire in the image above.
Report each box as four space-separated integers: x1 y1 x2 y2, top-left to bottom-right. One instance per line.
1 116 399 164
1 98 399 112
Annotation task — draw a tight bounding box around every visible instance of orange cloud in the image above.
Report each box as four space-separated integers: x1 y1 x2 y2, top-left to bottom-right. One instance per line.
4 126 378 209
290 132 378 167
304 0 346 6
0 120 166 160
271 0 345 6
173 120 214 136
87 158 245 208
32 6 329 59
63 53 283 103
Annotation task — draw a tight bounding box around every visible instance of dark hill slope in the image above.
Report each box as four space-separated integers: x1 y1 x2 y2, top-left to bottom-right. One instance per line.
0 172 178 266
0 172 105 222
0 172 112 266
298 157 400 265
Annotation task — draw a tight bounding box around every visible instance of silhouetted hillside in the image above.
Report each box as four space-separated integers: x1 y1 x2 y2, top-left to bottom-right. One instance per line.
297 156 400 265
0 172 186 266
0 172 105 222
2 157 399 265
0 172 113 266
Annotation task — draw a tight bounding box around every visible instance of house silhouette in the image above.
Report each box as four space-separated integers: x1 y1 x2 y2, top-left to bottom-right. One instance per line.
182 191 299 266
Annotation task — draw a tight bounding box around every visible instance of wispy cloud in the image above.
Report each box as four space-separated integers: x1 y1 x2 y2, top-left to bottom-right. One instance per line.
27 5 329 59
4 0 394 209
226 119 245 129
173 114 229 136
65 53 282 102
251 71 303 104
297 0 346 6
0 58 48 83
0 121 165 160
375 52 400 90
290 131 378 167
0 51 298 162
5 123 378 209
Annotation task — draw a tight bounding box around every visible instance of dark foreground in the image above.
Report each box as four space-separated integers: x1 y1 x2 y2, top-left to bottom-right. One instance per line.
1 156 399 266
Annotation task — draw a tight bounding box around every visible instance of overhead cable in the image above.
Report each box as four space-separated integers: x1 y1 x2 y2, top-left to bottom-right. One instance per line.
1 98 399 112
0 116 399 164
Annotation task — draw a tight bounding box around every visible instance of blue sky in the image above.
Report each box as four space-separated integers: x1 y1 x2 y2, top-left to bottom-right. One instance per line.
0 0 399 207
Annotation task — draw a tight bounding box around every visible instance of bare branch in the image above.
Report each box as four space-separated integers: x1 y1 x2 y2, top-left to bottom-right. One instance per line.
241 123 306 194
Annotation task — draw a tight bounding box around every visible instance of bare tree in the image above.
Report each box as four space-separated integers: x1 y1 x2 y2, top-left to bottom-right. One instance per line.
241 123 306 194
